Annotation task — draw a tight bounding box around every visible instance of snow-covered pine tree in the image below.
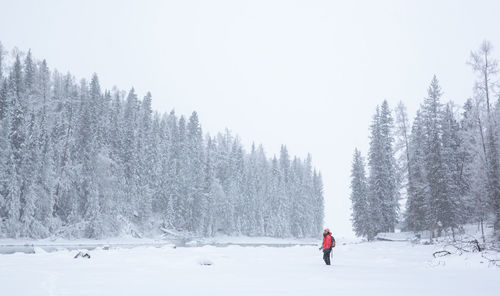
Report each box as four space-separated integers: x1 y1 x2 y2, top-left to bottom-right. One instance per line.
379 101 399 232
350 148 370 239
255 145 269 236
202 135 218 236
229 138 245 234
0 86 10 233
270 154 286 237
394 102 411 209
33 59 55 233
278 145 291 237
420 76 448 240
175 115 192 230
162 111 178 228
289 156 304 237
312 170 324 236
405 110 429 233
367 106 383 236
136 92 154 224
79 75 103 238
302 154 315 236
19 52 39 237
440 102 466 237
5 55 25 237
367 101 398 236
0 79 6 121
243 143 259 235
186 111 205 233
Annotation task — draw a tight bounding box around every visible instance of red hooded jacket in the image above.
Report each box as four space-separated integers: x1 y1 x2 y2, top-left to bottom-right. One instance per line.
322 232 334 250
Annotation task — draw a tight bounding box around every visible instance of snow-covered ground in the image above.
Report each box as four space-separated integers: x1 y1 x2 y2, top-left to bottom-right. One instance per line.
1 240 498 296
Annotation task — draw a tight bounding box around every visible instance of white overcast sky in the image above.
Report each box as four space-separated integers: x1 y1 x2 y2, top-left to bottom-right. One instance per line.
2 0 500 238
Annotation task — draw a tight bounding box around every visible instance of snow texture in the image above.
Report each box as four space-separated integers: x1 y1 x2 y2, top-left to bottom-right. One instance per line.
1 240 499 296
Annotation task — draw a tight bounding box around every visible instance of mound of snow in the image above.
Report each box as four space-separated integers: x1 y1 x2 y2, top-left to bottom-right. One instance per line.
185 240 199 247
196 257 213 266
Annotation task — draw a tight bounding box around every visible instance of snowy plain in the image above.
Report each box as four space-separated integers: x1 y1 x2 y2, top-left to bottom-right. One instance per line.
1 239 499 296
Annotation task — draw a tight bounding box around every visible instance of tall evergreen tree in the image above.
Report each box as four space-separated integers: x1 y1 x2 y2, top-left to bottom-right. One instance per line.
367 101 398 236
350 148 371 239
440 103 465 236
421 76 449 240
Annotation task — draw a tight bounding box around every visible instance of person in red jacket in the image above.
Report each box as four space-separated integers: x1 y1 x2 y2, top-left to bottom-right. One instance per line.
319 228 335 265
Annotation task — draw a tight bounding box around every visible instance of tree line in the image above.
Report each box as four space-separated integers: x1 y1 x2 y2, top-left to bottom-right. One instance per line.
0 43 324 239
350 41 500 242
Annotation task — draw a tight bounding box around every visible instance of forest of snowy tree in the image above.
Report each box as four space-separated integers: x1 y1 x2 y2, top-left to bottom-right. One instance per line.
350 40 500 242
0 43 324 239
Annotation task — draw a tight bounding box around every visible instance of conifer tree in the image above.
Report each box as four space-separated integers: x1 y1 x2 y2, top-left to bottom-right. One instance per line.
350 148 370 239
405 110 429 232
367 101 398 236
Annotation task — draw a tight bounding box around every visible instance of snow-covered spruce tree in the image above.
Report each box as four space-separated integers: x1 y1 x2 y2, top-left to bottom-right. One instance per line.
136 92 154 225
278 145 292 237
163 111 180 228
394 102 411 201
243 143 264 236
175 115 189 230
290 156 306 237
230 138 245 234
302 154 316 236
350 148 370 239
202 136 217 236
5 55 25 238
53 74 79 226
379 101 400 232
0 115 8 234
214 130 236 234
18 51 39 237
0 75 11 232
255 145 270 235
367 101 399 236
0 80 6 121
266 155 281 237
33 59 55 234
405 110 429 233
186 111 205 233
367 106 382 237
0 45 7 230
440 102 466 237
312 169 325 236
420 76 449 240
79 75 103 238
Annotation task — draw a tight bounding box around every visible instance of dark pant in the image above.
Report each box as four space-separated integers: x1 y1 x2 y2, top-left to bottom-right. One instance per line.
323 248 331 265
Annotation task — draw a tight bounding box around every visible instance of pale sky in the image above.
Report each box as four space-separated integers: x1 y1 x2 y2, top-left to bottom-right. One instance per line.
2 0 500 238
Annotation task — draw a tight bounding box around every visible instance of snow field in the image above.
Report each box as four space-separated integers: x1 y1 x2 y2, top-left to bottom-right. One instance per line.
1 241 499 296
